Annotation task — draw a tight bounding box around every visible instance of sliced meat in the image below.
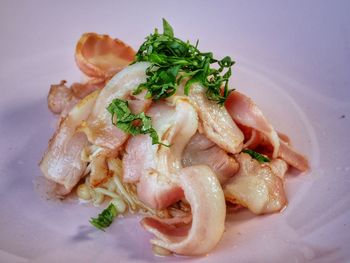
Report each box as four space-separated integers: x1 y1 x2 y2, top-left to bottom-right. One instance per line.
83 62 152 150
71 78 107 99
122 135 155 183
188 83 244 154
40 91 100 195
141 165 226 256
225 91 309 170
123 99 198 210
75 32 135 79
268 158 289 180
224 152 287 214
253 131 309 172
182 133 239 184
225 91 280 157
278 141 309 171
47 80 73 114
137 171 184 210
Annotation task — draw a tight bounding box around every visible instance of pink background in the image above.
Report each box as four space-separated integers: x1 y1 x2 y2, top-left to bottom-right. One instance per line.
0 1 349 262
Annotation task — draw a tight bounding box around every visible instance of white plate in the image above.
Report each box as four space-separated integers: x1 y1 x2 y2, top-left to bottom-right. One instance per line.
1 1 349 262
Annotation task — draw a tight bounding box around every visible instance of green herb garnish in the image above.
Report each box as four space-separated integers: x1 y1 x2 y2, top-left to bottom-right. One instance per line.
90 203 118 231
107 98 167 146
242 149 270 163
133 18 235 105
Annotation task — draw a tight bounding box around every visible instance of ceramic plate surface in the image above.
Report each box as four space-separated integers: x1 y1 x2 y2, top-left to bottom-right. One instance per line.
0 1 349 262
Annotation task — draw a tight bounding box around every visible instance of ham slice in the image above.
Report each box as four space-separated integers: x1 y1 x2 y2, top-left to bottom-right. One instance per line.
82 62 152 150
188 84 244 154
141 165 226 256
225 91 280 157
123 99 198 209
182 133 239 184
71 78 107 99
224 153 287 214
225 91 309 171
39 91 100 195
47 80 74 114
75 33 135 79
278 141 309 171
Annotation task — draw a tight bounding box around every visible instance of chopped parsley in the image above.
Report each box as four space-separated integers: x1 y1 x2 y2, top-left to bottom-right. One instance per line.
107 98 167 146
133 18 235 105
90 203 118 231
242 149 270 163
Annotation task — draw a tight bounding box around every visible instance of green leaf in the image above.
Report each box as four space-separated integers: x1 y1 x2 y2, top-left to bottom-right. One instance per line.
242 149 270 163
162 18 174 37
90 203 118 231
107 98 169 146
134 19 235 104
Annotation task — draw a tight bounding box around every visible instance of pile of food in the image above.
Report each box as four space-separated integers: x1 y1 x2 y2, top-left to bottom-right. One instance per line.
39 19 308 256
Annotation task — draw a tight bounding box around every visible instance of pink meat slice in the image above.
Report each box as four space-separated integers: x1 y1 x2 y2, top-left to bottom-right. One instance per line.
225 91 309 171
225 91 280 157
188 83 244 154
224 152 287 214
182 132 239 184
141 165 226 256
123 99 198 210
84 62 151 150
40 91 100 195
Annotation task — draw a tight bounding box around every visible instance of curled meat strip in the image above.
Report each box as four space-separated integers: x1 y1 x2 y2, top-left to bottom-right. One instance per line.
187 83 244 154
225 91 309 171
141 165 226 256
71 78 107 99
47 80 73 114
182 132 239 184
124 99 226 255
48 33 135 116
225 91 280 158
82 62 151 150
40 91 100 195
75 33 135 79
224 153 287 214
123 98 198 209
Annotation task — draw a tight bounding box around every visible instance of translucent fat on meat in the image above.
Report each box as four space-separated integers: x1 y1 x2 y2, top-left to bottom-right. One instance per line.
141 165 226 256
182 132 239 184
82 62 151 150
224 153 287 214
39 91 100 195
188 84 244 154
75 33 135 79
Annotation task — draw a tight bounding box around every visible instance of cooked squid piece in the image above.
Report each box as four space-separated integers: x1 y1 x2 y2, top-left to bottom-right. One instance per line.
141 165 226 256
75 33 135 79
123 98 198 209
39 91 100 195
182 132 239 184
224 153 287 214
188 84 244 154
82 62 152 150
225 91 309 170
